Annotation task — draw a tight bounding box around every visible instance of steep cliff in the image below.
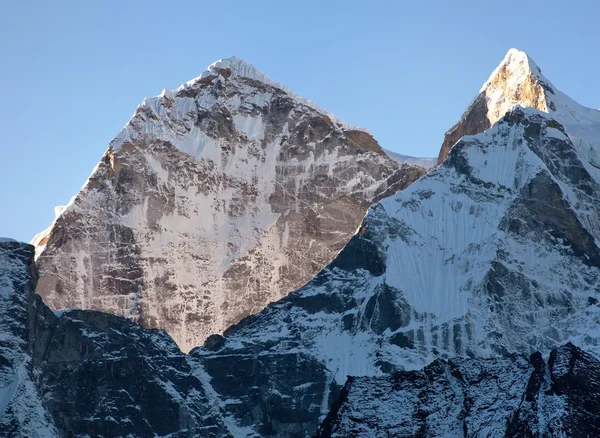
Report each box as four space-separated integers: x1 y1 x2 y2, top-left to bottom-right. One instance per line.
33 57 425 352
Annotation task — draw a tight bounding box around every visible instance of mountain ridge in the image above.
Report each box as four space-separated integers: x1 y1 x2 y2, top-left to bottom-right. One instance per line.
315 342 600 437
2 238 600 437
4 49 600 437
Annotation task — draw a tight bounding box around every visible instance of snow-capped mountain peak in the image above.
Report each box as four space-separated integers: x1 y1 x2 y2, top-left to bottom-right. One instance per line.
479 48 550 119
482 48 545 90
439 48 600 175
110 56 370 157
184 56 279 89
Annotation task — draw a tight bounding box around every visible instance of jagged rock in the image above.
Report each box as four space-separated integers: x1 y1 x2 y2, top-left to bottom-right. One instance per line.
315 343 600 438
32 57 427 352
0 239 57 437
0 240 237 437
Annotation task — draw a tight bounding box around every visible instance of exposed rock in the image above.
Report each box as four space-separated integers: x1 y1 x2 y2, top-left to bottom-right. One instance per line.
316 343 600 438
32 57 426 352
437 48 600 177
0 240 240 437
0 240 57 437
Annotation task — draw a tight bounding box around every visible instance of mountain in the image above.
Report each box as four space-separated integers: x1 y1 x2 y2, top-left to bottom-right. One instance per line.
315 343 600 437
32 57 426 352
190 105 600 436
186 51 600 435
7 49 600 437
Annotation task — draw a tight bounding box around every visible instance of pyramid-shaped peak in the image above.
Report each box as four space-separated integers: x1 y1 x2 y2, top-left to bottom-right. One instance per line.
437 49 552 164
171 56 360 133
179 56 281 91
501 48 537 69
201 56 269 81
480 48 547 93
477 48 554 124
438 48 600 165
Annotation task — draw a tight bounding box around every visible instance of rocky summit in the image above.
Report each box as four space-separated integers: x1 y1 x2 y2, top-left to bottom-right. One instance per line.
438 48 600 171
2 49 600 437
32 57 427 353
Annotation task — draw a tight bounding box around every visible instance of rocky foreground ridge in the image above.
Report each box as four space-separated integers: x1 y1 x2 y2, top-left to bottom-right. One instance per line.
2 238 600 437
0 240 233 437
316 343 600 437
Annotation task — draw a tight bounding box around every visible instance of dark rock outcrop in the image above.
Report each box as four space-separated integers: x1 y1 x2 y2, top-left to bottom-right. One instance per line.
316 343 600 438
0 240 233 437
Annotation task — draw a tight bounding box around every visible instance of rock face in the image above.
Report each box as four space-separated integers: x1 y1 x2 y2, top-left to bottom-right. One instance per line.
315 343 600 437
0 239 240 437
37 309 234 437
438 48 600 172
32 57 426 352
0 239 57 437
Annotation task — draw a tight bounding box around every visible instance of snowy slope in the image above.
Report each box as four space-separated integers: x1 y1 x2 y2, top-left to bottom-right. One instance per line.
191 105 600 436
32 57 425 352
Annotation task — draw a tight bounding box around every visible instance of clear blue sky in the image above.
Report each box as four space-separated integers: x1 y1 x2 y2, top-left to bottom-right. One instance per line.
1 1 598 242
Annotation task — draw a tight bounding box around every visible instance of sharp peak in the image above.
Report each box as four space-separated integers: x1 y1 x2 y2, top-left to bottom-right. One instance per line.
179 56 368 133
178 56 278 90
478 48 557 116
124 56 369 149
202 56 265 79
437 49 554 164
481 48 547 92
503 48 544 74
502 48 538 68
